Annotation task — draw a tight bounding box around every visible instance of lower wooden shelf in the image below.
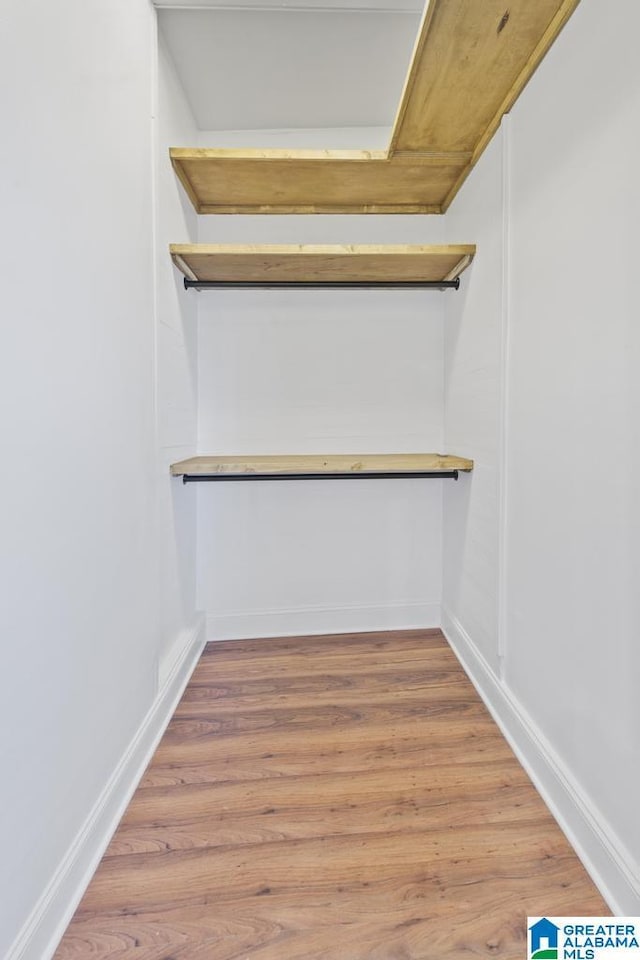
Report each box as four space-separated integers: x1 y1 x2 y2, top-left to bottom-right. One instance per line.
170 244 475 288
170 454 474 482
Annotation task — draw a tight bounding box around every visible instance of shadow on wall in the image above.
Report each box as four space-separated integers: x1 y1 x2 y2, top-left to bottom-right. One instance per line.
157 253 199 664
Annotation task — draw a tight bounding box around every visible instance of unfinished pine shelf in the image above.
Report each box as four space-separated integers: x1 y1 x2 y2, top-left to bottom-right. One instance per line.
170 0 579 214
170 244 475 289
170 454 474 483
170 149 468 215
387 0 580 207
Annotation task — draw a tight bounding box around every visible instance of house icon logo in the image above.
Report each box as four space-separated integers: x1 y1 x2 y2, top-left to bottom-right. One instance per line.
529 918 560 959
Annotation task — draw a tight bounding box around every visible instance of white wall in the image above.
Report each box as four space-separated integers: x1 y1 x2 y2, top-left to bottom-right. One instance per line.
0 4 201 958
196 284 445 639
196 125 391 150
155 29 200 681
443 131 504 676
157 5 420 132
443 0 640 913
188 134 449 638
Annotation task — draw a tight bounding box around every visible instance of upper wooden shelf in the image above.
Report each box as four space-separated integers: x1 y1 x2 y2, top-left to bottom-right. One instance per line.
388 0 580 204
170 149 469 215
170 243 475 286
170 454 474 480
170 0 579 214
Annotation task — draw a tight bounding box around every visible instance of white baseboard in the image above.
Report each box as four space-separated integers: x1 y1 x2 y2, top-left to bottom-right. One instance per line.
8 612 206 960
441 606 640 916
207 600 441 641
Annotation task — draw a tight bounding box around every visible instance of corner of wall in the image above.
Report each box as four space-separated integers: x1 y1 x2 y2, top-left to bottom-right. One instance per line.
442 607 640 916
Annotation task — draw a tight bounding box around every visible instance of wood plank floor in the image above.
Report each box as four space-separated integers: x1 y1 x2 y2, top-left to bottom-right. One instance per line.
54 629 608 959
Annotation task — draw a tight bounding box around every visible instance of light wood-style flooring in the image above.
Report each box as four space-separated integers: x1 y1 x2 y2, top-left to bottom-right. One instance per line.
54 629 608 959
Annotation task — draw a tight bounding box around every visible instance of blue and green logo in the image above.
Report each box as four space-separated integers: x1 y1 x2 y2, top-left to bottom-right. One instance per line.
529 918 560 959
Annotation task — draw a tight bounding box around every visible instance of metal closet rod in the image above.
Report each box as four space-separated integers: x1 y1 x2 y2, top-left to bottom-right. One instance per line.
183 278 461 291
181 471 459 483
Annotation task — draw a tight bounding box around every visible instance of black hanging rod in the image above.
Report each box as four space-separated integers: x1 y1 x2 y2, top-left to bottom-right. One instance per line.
181 471 459 483
183 277 460 291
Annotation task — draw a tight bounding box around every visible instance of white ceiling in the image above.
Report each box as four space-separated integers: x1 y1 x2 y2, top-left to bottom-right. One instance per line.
158 2 423 131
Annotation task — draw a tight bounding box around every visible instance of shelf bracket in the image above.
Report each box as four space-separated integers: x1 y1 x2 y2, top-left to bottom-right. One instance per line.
180 471 459 482
182 278 460 291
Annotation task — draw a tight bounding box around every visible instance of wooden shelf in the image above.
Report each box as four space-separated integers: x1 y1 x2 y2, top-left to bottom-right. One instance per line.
170 454 474 480
170 0 579 214
389 0 580 206
170 244 475 286
170 149 469 215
